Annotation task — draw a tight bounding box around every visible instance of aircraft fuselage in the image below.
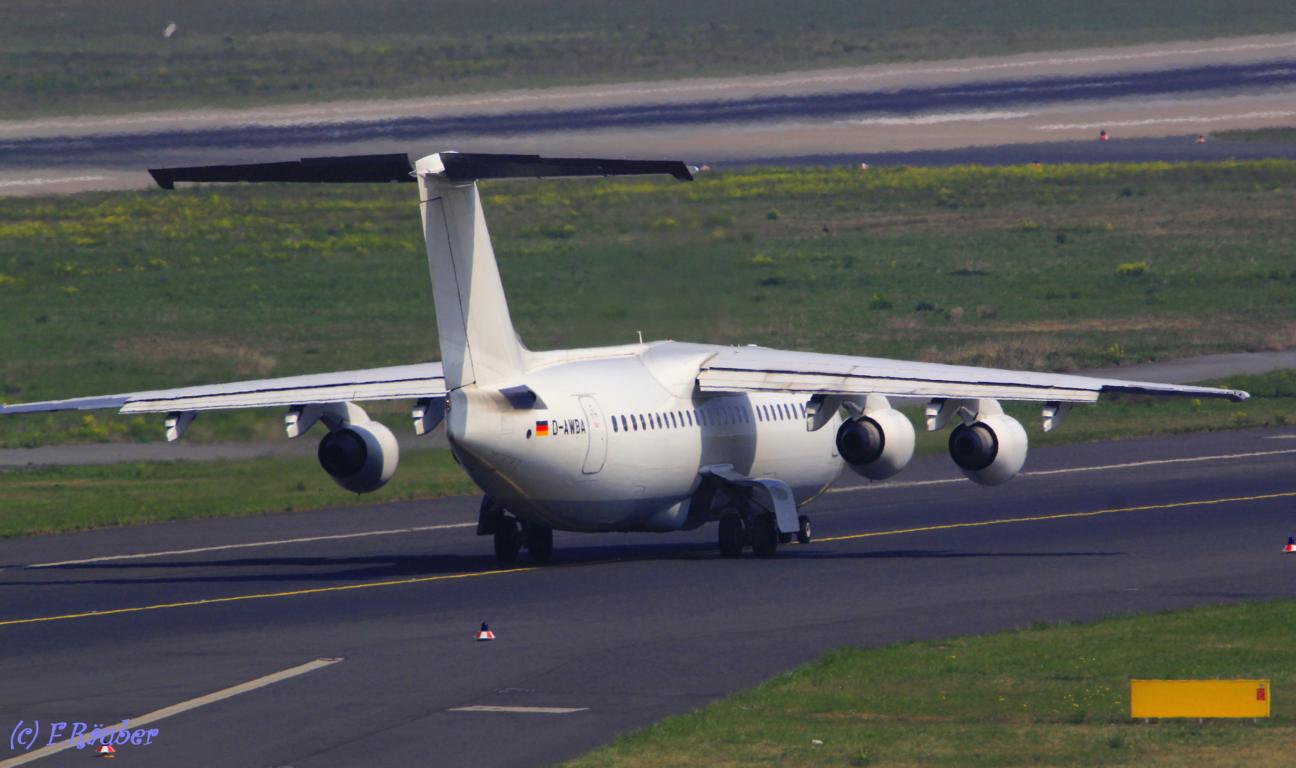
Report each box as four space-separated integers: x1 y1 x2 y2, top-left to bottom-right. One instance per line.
447 341 845 532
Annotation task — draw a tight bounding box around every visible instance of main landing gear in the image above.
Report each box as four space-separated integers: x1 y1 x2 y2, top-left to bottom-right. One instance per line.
479 497 554 565
716 509 812 558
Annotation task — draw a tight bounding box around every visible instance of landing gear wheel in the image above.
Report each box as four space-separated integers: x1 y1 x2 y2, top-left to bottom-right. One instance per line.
750 514 779 558
525 524 554 563
493 518 521 564
797 514 813 545
718 513 746 557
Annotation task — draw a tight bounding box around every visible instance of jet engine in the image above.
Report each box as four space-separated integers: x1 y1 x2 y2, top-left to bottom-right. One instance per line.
318 420 400 493
948 411 1027 486
835 401 915 480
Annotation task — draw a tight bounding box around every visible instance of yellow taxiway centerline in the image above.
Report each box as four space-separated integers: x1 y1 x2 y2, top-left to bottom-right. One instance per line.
4 490 1294 628
0 567 534 628
816 490 1296 543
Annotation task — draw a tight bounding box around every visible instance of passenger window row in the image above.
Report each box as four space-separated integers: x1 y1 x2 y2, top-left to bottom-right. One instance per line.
609 401 806 433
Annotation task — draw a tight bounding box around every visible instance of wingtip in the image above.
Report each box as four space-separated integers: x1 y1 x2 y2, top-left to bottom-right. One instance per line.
148 169 175 190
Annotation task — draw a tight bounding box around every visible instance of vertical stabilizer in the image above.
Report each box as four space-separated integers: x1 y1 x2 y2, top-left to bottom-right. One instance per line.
417 156 527 390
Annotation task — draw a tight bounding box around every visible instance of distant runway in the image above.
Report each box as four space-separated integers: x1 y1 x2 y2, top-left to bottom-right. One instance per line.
2 427 1294 766
3 34 1296 194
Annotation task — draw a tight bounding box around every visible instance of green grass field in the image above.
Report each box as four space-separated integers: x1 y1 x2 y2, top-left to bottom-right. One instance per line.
1215 127 1296 144
3 160 1295 448
0 449 476 538
3 1 1295 117
568 601 1296 767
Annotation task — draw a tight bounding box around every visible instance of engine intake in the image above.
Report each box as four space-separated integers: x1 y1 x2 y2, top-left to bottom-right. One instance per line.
948 412 1027 486
318 420 399 493
836 403 915 480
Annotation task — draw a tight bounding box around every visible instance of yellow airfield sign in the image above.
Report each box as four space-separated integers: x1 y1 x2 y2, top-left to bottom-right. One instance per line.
1130 679 1270 718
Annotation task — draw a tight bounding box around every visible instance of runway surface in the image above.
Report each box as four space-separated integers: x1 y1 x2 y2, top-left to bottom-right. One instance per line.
3 34 1296 195
2 426 1295 766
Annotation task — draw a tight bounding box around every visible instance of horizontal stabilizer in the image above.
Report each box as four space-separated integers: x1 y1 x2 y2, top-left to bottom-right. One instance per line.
149 152 692 189
149 154 415 189
427 152 693 182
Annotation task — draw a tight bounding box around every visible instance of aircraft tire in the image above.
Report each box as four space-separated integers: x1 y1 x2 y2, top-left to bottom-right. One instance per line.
718 513 745 557
526 524 554 563
494 518 521 564
797 515 813 545
750 514 779 558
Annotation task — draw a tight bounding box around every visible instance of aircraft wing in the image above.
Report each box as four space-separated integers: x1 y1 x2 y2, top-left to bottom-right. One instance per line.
0 363 446 415
696 346 1248 404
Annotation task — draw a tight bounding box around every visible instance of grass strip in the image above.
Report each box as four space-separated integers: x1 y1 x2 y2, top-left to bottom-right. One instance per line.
567 601 1296 767
4 2 1295 118
1214 127 1296 144
0 449 476 539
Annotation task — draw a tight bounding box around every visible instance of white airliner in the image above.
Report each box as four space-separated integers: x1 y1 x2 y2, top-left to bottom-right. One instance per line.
0 152 1248 562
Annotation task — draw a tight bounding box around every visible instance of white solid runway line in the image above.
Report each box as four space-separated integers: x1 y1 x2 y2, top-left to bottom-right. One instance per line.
827 447 1296 494
0 658 342 767
448 706 589 715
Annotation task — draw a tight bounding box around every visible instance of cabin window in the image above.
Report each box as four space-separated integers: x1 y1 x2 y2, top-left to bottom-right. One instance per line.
687 411 694 426
611 416 619 433
799 403 807 417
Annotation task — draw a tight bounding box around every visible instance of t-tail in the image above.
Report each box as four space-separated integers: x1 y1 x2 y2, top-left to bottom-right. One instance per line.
149 151 693 391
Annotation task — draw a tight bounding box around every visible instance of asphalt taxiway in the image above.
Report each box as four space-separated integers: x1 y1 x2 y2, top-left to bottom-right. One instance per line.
4 34 1296 195
2 426 1295 766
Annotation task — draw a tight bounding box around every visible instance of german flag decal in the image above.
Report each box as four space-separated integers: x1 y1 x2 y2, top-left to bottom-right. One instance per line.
535 420 550 437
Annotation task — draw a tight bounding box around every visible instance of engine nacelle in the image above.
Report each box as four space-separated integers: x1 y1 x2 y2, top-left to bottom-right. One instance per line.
835 406 915 480
948 412 1028 486
318 420 400 494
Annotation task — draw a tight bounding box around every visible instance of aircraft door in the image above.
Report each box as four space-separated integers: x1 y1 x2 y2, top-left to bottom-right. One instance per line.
578 395 607 474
